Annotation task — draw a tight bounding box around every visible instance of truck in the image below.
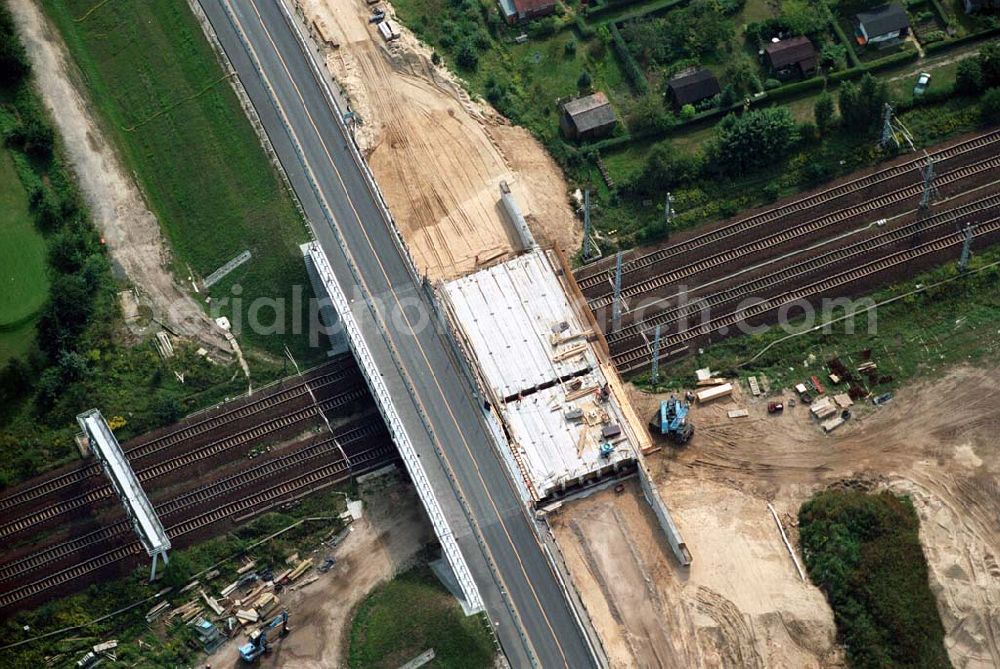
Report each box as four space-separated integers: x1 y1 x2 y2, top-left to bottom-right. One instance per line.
240 610 289 663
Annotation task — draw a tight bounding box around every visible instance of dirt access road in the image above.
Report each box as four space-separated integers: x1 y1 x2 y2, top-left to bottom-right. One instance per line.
553 366 1000 668
210 475 432 668
295 0 580 280
8 0 229 355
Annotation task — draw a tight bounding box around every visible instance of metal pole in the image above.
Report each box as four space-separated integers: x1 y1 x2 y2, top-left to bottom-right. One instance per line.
664 192 674 239
582 189 592 261
919 156 939 210
612 251 623 331
879 103 894 149
959 224 975 272
650 324 661 386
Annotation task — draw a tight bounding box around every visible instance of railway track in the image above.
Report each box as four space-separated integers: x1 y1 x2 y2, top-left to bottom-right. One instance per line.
0 443 396 611
588 155 1000 309
0 385 370 540
0 419 388 585
613 215 1000 372
576 129 1000 294
609 192 1000 347
0 361 364 516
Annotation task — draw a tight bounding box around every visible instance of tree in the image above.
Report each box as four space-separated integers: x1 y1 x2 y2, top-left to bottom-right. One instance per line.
839 74 887 131
982 88 1000 125
577 70 592 91
709 107 798 175
781 0 831 36
0 8 30 88
814 91 835 133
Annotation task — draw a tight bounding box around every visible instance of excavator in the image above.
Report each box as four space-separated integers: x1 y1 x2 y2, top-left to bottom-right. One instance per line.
240 610 289 663
649 396 694 445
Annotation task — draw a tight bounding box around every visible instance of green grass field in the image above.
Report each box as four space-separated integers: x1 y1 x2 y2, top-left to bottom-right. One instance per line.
0 148 48 363
348 565 495 669
42 0 320 360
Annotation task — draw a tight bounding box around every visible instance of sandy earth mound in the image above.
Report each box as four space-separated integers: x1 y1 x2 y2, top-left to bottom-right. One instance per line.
296 0 581 280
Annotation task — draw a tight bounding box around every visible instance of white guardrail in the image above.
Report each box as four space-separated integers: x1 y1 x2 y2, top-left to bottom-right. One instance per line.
308 244 484 611
215 0 483 613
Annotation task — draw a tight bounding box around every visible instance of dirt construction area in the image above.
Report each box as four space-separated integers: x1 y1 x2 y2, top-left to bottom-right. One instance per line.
552 365 1000 668
295 0 580 280
210 475 432 668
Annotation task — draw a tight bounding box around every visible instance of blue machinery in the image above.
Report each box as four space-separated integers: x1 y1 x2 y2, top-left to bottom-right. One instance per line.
652 396 694 445
240 610 289 663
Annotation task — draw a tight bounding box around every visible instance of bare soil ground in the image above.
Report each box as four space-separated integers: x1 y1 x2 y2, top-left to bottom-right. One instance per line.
296 0 580 280
211 476 432 668
9 0 228 355
554 366 1000 667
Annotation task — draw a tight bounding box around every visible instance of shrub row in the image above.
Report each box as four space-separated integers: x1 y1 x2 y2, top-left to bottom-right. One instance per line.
608 22 649 94
924 25 1000 55
829 19 863 68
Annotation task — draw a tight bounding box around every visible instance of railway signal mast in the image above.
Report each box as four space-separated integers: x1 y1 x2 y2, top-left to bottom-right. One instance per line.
612 250 623 331
664 192 675 239
78 409 171 581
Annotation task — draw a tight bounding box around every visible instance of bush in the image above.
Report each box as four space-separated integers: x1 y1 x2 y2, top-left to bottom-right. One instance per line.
980 41 1000 88
982 87 1000 125
455 39 478 70
564 40 576 56
799 491 950 668
955 57 983 96
577 70 592 91
764 78 781 90
629 141 703 193
679 103 696 120
708 107 797 175
719 84 739 109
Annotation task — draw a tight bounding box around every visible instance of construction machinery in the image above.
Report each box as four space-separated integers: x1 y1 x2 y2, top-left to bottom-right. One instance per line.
649 396 694 444
240 610 289 663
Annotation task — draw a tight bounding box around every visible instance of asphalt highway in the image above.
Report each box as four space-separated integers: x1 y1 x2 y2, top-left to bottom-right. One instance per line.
197 1 596 666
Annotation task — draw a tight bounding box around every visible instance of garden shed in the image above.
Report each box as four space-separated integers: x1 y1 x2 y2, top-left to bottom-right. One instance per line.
559 92 617 141
764 36 817 80
666 68 721 108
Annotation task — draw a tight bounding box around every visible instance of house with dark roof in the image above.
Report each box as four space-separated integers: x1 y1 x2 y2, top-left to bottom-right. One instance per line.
764 36 817 80
964 0 1000 12
559 92 617 141
666 68 721 108
855 3 910 46
498 0 556 24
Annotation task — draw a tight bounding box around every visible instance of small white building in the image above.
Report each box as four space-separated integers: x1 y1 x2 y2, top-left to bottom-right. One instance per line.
855 3 910 46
